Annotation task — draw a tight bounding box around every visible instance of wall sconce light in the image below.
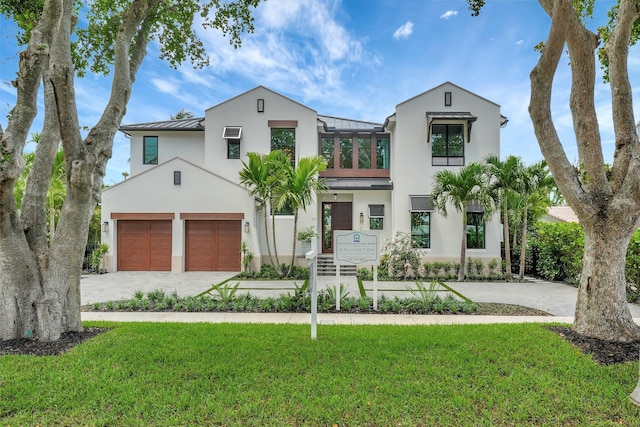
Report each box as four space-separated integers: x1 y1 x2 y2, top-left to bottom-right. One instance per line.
359 212 364 224
257 98 264 113
102 221 109 232
333 193 337 201
244 221 250 233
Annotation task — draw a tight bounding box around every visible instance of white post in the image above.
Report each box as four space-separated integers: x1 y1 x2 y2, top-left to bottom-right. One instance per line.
336 264 341 311
373 264 378 310
631 349 640 406
306 237 318 340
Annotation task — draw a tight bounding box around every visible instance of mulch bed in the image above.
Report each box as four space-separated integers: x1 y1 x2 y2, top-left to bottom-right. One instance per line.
548 326 640 365
0 327 109 357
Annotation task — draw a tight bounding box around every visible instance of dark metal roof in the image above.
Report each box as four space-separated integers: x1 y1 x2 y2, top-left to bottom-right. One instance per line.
426 111 477 122
324 178 393 190
119 117 205 133
318 115 385 132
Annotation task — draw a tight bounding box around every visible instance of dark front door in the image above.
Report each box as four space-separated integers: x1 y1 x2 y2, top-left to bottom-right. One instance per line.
322 202 352 253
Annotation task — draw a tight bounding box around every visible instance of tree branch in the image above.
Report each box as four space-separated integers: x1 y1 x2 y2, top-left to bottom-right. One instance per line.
607 0 640 192
530 0 588 215
564 2 608 195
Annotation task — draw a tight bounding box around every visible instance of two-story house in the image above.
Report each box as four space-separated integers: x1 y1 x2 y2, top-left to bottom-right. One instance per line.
100 82 507 273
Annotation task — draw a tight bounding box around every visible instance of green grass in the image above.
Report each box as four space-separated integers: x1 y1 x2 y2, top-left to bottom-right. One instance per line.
2 323 640 426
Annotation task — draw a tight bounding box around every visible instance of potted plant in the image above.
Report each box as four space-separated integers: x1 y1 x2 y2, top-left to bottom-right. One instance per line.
297 226 317 255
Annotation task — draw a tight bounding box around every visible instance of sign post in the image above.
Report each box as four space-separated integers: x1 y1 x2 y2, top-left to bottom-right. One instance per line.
306 237 318 339
333 231 381 309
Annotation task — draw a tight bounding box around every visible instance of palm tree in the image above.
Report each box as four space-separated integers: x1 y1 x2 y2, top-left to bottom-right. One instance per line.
517 160 555 280
169 109 195 120
239 152 279 272
485 155 526 281
272 155 327 276
432 162 495 281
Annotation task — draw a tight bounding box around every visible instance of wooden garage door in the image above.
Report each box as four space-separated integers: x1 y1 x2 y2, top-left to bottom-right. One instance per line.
185 220 241 271
117 220 172 271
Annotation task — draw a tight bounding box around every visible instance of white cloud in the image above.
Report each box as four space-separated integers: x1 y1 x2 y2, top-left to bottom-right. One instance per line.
440 10 458 20
393 21 414 40
151 78 179 95
516 39 524 46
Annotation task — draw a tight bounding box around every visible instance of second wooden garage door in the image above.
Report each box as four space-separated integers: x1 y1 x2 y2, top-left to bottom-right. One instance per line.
185 220 241 271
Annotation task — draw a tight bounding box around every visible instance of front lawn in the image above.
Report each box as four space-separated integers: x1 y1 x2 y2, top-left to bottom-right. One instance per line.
1 322 639 426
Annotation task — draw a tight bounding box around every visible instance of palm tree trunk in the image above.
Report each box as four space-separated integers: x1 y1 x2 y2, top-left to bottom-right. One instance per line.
458 208 467 281
502 192 513 281
271 209 282 274
288 210 299 276
262 203 275 269
518 204 528 280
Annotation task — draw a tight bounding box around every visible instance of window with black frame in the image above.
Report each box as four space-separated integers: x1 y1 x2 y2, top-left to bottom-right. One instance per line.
431 123 464 166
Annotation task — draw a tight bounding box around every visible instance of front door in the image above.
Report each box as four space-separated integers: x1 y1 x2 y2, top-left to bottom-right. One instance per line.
322 202 352 253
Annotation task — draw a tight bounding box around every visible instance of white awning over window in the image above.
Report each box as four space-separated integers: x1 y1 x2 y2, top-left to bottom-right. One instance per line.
369 204 385 218
409 195 434 212
222 126 242 139
426 111 477 143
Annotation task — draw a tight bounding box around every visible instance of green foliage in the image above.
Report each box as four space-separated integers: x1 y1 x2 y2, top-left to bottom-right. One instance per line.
326 283 349 307
406 280 441 305
528 222 584 285
240 240 254 273
380 232 420 279
210 282 240 303
89 244 109 272
296 226 317 242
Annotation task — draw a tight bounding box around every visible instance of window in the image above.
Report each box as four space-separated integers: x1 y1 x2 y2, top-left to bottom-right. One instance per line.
339 137 353 168
376 137 390 169
411 212 430 248
358 137 371 169
369 204 384 230
143 136 158 165
271 128 295 164
321 137 334 168
272 203 294 216
466 212 485 249
432 123 464 166
227 139 240 159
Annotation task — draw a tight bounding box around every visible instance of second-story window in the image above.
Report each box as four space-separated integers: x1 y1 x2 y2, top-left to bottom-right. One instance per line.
321 137 334 168
319 133 390 175
340 137 353 168
376 137 390 169
143 136 158 165
227 139 241 159
271 128 295 165
432 123 464 166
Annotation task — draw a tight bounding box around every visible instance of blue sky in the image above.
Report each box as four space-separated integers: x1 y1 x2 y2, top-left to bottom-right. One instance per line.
1 0 639 185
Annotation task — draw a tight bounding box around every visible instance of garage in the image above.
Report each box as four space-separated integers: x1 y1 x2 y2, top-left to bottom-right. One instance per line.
185 220 241 271
117 220 172 271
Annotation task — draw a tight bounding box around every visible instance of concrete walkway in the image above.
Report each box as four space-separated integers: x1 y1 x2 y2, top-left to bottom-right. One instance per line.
80 271 640 325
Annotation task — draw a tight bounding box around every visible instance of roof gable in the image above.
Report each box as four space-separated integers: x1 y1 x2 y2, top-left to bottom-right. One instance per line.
396 81 501 109
205 85 317 114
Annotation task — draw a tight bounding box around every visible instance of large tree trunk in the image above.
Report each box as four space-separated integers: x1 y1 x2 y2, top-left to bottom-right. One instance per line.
573 223 640 341
1 0 158 341
529 0 640 341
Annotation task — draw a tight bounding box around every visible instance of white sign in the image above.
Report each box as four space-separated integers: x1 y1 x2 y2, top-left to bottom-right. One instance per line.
334 231 380 266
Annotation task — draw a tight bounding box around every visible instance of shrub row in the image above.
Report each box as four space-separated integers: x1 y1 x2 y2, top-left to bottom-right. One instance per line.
88 285 477 315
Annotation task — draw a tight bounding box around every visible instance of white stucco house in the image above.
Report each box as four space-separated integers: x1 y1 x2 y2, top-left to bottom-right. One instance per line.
100 82 507 273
